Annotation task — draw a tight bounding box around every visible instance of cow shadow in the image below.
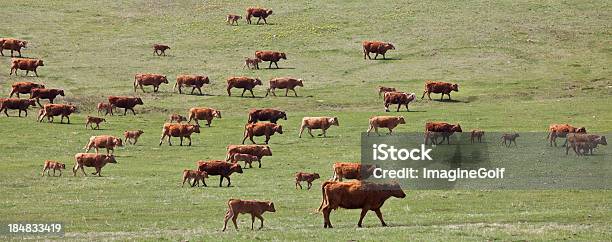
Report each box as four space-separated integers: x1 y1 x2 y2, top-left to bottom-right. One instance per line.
431 99 466 103
257 67 296 70
368 57 401 61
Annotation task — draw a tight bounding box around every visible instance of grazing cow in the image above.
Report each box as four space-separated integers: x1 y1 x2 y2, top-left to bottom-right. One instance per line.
242 122 283 144
246 7 273 24
182 169 209 187
187 107 221 126
255 51 286 69
83 135 123 154
134 73 168 93
548 124 587 147
108 96 143 115
73 153 117 177
85 116 106 130
9 81 45 98
30 88 64 107
501 133 519 147
378 86 396 98
0 98 36 117
153 44 170 56
362 41 395 60
0 38 27 57
124 130 144 145
38 104 77 123
223 199 276 231
383 92 416 112
174 75 210 95
226 14 242 25
227 76 263 97
168 113 187 123
295 172 320 190
159 123 201 146
197 160 243 187
41 160 66 177
367 116 406 136
265 77 303 97
566 134 607 155
425 122 463 144
10 58 44 77
421 81 459 101
299 117 339 138
230 153 260 168
243 57 262 70
471 129 484 143
247 108 287 123
332 162 376 181
226 144 272 168
318 181 406 228
97 102 113 116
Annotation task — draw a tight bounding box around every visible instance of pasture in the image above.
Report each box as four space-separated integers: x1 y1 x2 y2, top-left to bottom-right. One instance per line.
0 0 610 240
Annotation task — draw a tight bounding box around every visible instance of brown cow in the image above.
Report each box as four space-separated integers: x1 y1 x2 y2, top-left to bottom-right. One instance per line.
10 58 44 77
227 76 263 97
159 123 201 146
124 130 144 145
548 124 587 147
425 122 462 144
421 81 459 101
0 38 27 57
367 116 405 136
332 162 376 181
168 113 187 123
187 107 221 126
230 153 260 168
73 153 117 177
97 102 113 116
41 160 66 177
30 88 64 107
265 77 303 97
318 181 406 228
470 129 484 143
242 123 283 144
255 51 286 69
299 117 339 138
295 172 320 190
223 199 276 231
134 73 168 93
182 169 209 187
384 92 416 112
226 144 272 168
566 134 607 155
0 98 36 117
226 14 242 25
501 133 519 147
37 104 77 123
9 81 45 98
85 116 106 130
197 160 244 187
247 108 287 123
83 135 123 154
243 57 261 70
246 7 273 24
362 41 395 60
153 44 170 56
174 75 210 95
378 86 396 98
108 96 143 115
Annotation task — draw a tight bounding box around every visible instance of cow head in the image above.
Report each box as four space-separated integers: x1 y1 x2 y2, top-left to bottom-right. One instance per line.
135 98 144 105
388 182 406 198
453 124 462 132
58 163 66 169
58 90 65 96
104 155 117 164
27 99 36 107
137 130 144 135
261 146 272 156
598 136 607 145
330 117 339 126
266 9 273 16
576 127 587 133
231 163 243 174
266 202 276 212
296 79 304 87
280 111 287 120
36 60 44 66
254 78 263 86
452 83 459 92
68 105 77 113
113 138 123 147
202 76 210 84
397 116 406 124
385 43 395 50
214 110 222 118
313 173 321 180
191 125 201 133
19 41 27 48
35 83 46 89
162 76 169 84
274 125 283 134
280 52 286 59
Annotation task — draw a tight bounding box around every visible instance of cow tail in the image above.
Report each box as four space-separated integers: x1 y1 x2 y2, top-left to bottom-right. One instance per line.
173 81 178 92
133 76 138 92
318 181 331 212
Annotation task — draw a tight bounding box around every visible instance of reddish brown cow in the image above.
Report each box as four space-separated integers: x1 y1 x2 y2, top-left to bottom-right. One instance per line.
85 116 106 130
318 181 406 228
242 122 283 144
295 172 320 190
197 160 244 187
97 102 113 116
229 153 260 168
10 58 44 77
168 113 187 123
246 7 273 24
548 124 587 147
174 75 210 95
367 116 406 136
226 14 242 25
227 76 263 97
299 117 339 138
153 44 170 56
362 41 395 60
38 104 77 123
378 86 396 98
265 77 303 97
182 169 209 187
30 88 64 107
421 81 459 101
9 81 45 98
83 135 123 154
384 92 416 112
223 199 276 231
226 145 272 168
188 107 221 126
41 160 66 177
124 130 144 145
73 153 117 177
425 122 463 144
0 98 36 117
108 96 143 115
332 162 376 181
0 38 27 57
255 51 286 69
159 123 201 146
247 108 287 123
566 134 607 155
134 73 168 93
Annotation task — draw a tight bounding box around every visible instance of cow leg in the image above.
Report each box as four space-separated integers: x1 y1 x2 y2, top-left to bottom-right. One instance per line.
60 115 64 124
95 167 102 177
366 125 373 136
375 127 380 136
440 93 444 101
34 70 38 77
179 137 183 146
357 208 369 227
257 158 261 168
405 103 410 112
197 87 203 95
187 136 192 146
298 125 305 138
240 89 246 97
374 209 387 226
80 166 87 176
323 208 333 228
256 214 265 229
274 62 279 69
72 164 78 176
36 99 43 107
58 169 62 177
374 53 379 59
285 89 289 96
24 70 29 76
308 128 315 138
66 116 70 124
257 17 262 24
321 128 327 137
159 134 166 146
307 181 313 190
249 89 255 97
18 109 22 117
222 210 233 231
242 135 248 144
10 50 14 57
388 128 393 135
249 135 256 144
227 87 232 96
130 108 136 115
3 108 8 117
250 214 256 230
206 119 211 127
296 180 301 189
384 103 390 112
382 53 386 59
226 176 232 187
268 62 272 69
427 92 432 100
190 87 195 94
396 103 401 112
202 178 207 187
264 135 270 144
182 177 188 187
232 214 239 230
140 85 146 93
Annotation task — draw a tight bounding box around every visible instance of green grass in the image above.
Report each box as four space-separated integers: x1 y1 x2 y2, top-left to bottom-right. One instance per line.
0 0 611 240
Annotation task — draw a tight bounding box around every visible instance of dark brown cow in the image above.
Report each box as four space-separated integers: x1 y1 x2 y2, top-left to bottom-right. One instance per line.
38 104 77 123
421 81 459 101
30 88 64 107
124 130 144 145
246 7 273 24
226 144 272 168
10 58 44 77
295 172 320 190
153 44 170 56
299 117 339 138
0 38 27 57
548 124 587 147
182 169 209 187
242 122 283 144
425 122 463 144
265 77 303 97
223 199 276 231
197 160 243 187
318 181 406 228
255 51 286 69
159 123 201 146
188 107 221 126
174 75 210 95
471 129 484 143
362 41 395 60
85 116 106 130
383 92 416 112
108 96 143 115
367 116 405 136
501 133 520 147
73 153 117 177
9 81 45 98
134 73 168 93
332 162 376 181
0 98 36 117
226 14 242 25
97 102 113 116
227 76 263 97
83 135 123 154
378 86 396 98
247 108 287 123
42 160 66 177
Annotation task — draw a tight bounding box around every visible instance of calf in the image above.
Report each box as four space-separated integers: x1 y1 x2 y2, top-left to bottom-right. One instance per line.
223 199 276 231
188 107 221 126
566 134 607 155
30 88 65 107
0 38 27 57
265 77 303 97
230 153 260 168
255 50 286 69
73 153 117 177
9 81 45 98
242 122 283 144
425 122 463 144
0 98 36 117
38 104 77 123
362 41 395 60
159 123 201 146
384 92 416 112
295 172 320 190
421 81 459 101
174 75 210 95
97 102 113 116
168 113 187 123
226 14 242 25
378 86 396 98
124 130 144 145
367 116 405 136
548 124 587 147
85 116 106 130
332 162 376 181
134 73 168 93
243 57 261 70
153 44 170 56
246 7 273 24
182 169 209 187
424 131 442 145
471 129 484 143
10 58 44 77
197 160 243 187
248 108 287 123
299 117 339 138
83 135 123 154
227 76 263 97
501 133 519 147
226 144 272 168
108 96 143 115
41 160 66 177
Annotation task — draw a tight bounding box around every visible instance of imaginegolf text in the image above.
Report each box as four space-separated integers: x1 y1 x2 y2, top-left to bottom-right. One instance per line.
373 168 506 181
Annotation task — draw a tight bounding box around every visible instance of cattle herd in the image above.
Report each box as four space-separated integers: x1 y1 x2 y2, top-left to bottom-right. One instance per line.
1 5 608 231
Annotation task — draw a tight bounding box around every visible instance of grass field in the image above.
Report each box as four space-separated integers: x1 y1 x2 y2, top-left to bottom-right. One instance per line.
1 0 611 240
